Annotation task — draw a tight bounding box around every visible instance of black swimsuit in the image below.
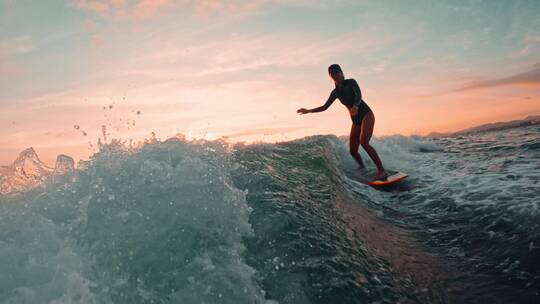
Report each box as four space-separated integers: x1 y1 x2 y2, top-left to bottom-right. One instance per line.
332 78 372 126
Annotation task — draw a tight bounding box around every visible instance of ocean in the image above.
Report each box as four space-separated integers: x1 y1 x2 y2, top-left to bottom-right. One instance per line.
1 125 539 304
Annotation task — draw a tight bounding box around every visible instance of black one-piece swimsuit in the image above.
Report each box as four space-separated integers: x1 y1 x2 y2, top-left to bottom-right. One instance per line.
333 78 372 126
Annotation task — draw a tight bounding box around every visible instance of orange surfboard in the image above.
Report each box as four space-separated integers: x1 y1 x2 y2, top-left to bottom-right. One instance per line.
367 171 408 186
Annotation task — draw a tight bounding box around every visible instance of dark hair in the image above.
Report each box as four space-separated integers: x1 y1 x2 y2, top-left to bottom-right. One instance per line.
328 64 342 74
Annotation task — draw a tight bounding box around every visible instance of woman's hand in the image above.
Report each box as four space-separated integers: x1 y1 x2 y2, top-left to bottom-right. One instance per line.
349 105 358 117
297 108 310 114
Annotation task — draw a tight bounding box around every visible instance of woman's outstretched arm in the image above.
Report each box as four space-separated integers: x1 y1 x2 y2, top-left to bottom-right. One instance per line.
297 90 337 114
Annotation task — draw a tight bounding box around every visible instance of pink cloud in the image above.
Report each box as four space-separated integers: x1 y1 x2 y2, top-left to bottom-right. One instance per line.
0 61 23 78
71 0 114 15
132 0 174 19
71 0 173 19
71 0 317 20
0 36 34 57
193 0 261 17
511 33 540 57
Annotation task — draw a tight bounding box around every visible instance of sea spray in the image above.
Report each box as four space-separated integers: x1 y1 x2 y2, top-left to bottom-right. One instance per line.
0 137 273 304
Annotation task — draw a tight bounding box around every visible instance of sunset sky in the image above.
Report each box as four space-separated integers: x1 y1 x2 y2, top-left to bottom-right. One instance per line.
1 0 539 165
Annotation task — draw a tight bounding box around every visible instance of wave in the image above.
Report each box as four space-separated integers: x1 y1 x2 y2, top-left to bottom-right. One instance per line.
0 125 538 303
0 139 272 304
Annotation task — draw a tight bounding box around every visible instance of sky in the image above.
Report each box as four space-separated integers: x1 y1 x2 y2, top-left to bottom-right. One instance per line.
1 0 539 165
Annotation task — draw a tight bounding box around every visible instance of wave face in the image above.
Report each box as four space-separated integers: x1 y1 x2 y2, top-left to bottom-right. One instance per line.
0 125 539 304
0 139 270 304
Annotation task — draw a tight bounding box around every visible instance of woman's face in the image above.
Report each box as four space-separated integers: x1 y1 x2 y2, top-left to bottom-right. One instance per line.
329 71 344 82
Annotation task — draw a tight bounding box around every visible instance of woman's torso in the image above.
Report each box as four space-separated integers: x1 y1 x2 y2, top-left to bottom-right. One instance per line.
333 78 369 109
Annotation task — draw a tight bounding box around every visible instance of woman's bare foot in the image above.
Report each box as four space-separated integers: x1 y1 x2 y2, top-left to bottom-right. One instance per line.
375 170 389 180
357 164 366 170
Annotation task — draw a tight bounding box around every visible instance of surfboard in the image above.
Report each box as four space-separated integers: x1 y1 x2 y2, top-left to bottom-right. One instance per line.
367 171 408 186
343 168 408 187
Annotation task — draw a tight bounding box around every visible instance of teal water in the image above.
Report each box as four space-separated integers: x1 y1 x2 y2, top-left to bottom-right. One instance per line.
1 125 539 303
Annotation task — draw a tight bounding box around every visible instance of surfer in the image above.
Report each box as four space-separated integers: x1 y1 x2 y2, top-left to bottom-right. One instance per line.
297 64 388 180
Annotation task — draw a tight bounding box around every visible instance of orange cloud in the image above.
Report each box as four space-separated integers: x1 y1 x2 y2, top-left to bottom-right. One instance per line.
457 63 540 91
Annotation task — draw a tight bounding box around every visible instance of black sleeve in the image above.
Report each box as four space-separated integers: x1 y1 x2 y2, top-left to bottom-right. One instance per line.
310 90 337 113
351 79 362 105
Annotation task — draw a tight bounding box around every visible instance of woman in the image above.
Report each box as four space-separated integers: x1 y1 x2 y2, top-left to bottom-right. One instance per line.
296 64 388 180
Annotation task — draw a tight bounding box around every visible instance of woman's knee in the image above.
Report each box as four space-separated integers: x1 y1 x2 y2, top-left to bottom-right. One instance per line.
360 141 370 149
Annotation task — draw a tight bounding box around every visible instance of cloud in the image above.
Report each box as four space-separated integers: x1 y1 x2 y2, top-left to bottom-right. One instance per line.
457 63 540 91
192 0 262 17
186 29 396 75
70 0 339 20
0 61 23 78
0 36 33 80
70 0 265 20
511 33 540 57
70 0 174 19
70 0 121 15
0 36 34 57
132 0 175 19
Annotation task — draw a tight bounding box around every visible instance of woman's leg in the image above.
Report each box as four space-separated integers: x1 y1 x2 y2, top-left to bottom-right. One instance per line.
360 111 387 178
349 123 365 169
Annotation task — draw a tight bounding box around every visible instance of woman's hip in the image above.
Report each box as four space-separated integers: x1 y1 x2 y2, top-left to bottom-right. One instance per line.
351 107 372 126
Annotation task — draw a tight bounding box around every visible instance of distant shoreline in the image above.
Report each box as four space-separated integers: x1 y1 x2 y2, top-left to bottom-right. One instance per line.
425 115 540 138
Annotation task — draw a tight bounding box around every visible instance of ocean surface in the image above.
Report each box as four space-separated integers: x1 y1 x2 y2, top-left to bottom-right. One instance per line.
0 125 539 304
